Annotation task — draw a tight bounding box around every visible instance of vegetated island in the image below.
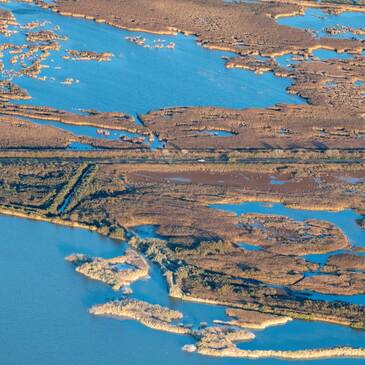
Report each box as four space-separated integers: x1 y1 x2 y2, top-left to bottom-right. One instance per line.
0 0 364 361
90 298 365 360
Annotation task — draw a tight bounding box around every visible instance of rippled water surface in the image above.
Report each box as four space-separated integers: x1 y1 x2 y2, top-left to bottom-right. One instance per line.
2 215 365 365
1 1 365 364
2 1 304 117
277 8 365 40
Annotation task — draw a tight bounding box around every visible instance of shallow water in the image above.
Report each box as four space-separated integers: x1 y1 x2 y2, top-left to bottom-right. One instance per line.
275 53 301 68
210 201 365 250
199 130 236 137
312 49 354 60
270 176 287 185
2 215 365 365
277 8 365 40
210 201 365 305
2 1 303 119
28 116 147 141
1 1 365 363
238 242 263 251
275 48 353 68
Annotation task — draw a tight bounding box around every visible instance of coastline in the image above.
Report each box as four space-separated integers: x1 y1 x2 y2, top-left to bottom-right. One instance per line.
0 0 364 362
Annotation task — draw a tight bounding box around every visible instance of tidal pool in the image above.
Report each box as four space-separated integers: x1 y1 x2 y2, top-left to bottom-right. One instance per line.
2 1 304 118
24 116 144 141
2 215 365 365
274 47 354 69
312 49 354 60
277 8 365 40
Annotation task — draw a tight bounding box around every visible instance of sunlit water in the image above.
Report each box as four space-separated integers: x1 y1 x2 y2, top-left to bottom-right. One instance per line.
210 202 365 305
277 8 365 40
2 1 303 118
1 1 365 364
1 215 365 365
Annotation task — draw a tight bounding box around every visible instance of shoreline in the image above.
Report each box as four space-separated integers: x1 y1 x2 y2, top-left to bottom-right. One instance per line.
0 1 364 361
198 346 365 360
28 0 365 59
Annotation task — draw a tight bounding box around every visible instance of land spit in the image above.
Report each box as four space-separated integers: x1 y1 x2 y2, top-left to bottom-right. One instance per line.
40 0 365 56
90 298 365 360
218 308 292 329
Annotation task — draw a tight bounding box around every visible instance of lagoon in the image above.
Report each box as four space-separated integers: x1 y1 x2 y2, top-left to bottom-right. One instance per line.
1 1 365 363
2 215 365 364
2 1 304 119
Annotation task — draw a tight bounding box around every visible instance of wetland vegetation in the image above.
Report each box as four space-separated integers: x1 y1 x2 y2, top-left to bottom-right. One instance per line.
0 0 365 363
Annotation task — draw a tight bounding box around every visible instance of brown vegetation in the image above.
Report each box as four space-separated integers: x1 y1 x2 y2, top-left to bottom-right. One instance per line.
66 248 149 290
53 0 363 56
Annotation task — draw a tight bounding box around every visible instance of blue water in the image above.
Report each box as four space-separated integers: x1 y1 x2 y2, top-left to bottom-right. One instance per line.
275 54 301 68
28 116 144 141
275 48 355 71
210 202 365 304
199 130 235 137
67 141 96 150
270 176 287 185
275 48 353 69
277 8 365 40
29 116 149 142
312 49 353 60
2 1 303 119
309 292 365 306
239 242 263 251
210 201 365 249
238 320 365 352
1 1 365 363
131 224 165 240
2 215 365 364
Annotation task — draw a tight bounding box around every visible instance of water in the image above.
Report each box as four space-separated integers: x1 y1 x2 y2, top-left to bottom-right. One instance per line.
1 215 365 365
355 80 365 87
277 8 365 40
239 242 263 251
67 141 96 150
238 320 365 352
275 49 353 69
2 1 303 120
270 176 287 185
275 53 301 68
199 130 235 137
312 49 354 60
28 116 147 141
1 1 365 363
210 201 365 250
210 201 365 304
